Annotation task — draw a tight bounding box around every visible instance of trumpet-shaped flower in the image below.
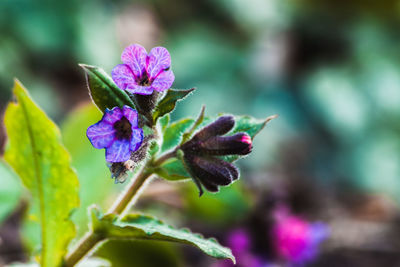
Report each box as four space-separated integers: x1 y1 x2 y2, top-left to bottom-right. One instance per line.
86 106 143 163
112 44 175 95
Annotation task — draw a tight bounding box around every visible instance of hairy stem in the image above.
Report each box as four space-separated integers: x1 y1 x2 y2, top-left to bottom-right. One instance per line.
64 151 176 266
107 167 152 215
64 232 104 267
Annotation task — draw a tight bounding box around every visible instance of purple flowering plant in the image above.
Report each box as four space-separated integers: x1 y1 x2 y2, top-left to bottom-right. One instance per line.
2 44 277 267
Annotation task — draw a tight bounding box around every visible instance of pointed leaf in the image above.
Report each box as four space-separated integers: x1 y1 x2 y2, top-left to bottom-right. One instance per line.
230 114 277 138
79 64 136 112
222 114 277 162
156 158 190 181
153 88 195 122
4 81 79 267
161 118 195 153
158 114 170 134
91 208 235 263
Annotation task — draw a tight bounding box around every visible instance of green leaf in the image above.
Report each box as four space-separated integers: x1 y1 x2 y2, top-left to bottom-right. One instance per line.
0 160 22 224
91 208 235 263
230 114 277 138
158 114 170 134
4 80 80 267
161 118 195 153
222 114 277 162
153 88 195 122
156 158 190 181
79 64 135 112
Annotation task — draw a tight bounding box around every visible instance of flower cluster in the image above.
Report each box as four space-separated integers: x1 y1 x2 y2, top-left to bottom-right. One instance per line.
180 116 252 195
87 44 176 167
272 206 329 265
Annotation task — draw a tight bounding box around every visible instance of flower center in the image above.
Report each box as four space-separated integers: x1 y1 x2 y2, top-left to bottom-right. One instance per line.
137 73 151 86
113 117 132 140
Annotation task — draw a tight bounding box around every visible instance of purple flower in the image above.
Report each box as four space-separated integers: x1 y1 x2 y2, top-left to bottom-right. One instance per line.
86 106 143 163
227 229 251 255
273 208 329 265
111 44 175 95
213 229 269 267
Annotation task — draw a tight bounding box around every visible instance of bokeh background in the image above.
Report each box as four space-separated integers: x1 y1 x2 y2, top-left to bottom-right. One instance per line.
1 0 400 266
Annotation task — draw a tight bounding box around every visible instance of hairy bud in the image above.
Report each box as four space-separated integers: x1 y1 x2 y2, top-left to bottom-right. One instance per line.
191 116 235 142
199 133 252 156
184 154 239 195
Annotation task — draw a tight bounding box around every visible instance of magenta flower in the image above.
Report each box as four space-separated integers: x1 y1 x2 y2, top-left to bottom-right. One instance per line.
86 106 143 163
213 229 268 267
273 208 329 265
111 44 175 95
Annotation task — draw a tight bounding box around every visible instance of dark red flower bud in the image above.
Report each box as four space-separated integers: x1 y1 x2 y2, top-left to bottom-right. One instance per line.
199 133 252 156
192 116 235 142
184 154 239 195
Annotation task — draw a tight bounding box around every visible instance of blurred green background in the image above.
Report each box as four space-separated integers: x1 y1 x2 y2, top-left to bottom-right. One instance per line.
1 0 400 266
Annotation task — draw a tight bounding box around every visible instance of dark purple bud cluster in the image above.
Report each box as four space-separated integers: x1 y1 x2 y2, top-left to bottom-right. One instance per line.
180 116 253 195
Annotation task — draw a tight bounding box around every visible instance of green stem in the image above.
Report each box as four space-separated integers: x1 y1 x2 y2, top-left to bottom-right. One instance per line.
64 151 176 267
106 167 152 215
64 232 104 267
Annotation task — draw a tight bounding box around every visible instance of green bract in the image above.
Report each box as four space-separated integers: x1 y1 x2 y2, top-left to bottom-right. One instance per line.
80 64 136 112
4 81 79 267
153 88 195 123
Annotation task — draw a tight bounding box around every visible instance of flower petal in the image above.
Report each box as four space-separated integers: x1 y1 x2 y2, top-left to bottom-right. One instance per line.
86 121 115 149
151 70 175 92
103 107 123 124
121 44 148 78
125 84 153 95
130 128 143 152
122 106 139 127
105 139 131 162
146 47 171 79
111 64 137 91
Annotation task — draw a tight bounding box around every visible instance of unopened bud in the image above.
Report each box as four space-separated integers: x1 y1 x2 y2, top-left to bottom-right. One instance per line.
184 154 239 195
199 133 252 156
192 116 235 142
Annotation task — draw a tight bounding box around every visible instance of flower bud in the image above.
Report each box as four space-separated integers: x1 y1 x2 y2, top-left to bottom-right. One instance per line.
199 133 252 156
191 116 235 142
184 154 238 195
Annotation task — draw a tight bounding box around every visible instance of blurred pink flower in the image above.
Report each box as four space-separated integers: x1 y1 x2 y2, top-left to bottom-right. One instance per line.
273 206 329 265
